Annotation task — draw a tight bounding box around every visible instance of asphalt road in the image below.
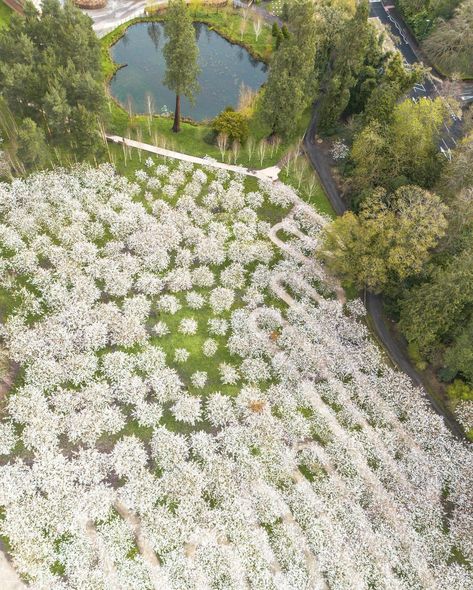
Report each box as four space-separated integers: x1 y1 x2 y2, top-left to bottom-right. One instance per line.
369 0 472 155
302 0 468 438
303 111 465 439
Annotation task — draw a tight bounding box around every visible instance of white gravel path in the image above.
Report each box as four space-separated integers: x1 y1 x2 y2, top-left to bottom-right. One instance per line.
106 135 281 181
0 551 26 590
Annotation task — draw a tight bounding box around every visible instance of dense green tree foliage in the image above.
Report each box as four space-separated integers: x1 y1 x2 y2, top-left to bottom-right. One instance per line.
397 0 461 39
317 1 371 131
261 0 419 137
163 0 200 133
344 30 387 117
438 135 473 197
397 131 473 382
362 54 424 124
324 97 473 387
0 0 106 154
271 22 289 49
351 97 449 190
319 185 447 292
445 320 473 384
16 118 46 169
213 109 249 144
259 0 317 138
400 248 473 360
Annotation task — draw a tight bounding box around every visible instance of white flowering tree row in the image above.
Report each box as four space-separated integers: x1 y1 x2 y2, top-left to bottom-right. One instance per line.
0 162 470 590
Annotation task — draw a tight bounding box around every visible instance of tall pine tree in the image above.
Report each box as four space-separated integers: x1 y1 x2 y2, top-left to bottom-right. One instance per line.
260 0 317 139
317 0 371 131
163 0 200 133
0 0 106 153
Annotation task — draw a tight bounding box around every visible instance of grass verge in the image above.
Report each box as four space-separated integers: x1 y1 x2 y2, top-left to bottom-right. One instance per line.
0 0 12 29
101 6 295 170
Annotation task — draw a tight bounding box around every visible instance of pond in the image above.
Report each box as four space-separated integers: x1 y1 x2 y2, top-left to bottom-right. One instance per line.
110 22 268 121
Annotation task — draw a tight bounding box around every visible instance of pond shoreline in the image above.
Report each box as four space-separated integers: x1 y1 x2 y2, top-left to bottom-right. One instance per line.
101 8 271 125
107 18 268 122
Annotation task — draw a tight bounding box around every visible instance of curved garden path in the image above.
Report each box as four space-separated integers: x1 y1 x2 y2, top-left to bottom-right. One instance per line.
107 129 466 441
0 551 26 590
104 2 466 440
303 105 464 440
114 500 161 589
251 216 440 586
84 518 122 587
107 135 281 181
0 3 466 584
269 212 346 304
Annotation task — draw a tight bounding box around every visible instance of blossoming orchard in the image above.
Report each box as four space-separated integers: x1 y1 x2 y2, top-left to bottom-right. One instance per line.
0 160 471 589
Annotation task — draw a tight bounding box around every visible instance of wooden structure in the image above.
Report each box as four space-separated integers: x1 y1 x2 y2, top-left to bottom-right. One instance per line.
2 0 26 14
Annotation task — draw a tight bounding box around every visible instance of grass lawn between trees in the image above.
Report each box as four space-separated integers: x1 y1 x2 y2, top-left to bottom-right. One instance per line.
0 143 332 462
0 0 12 28
0 156 294 453
1 159 470 583
1 3 471 584
101 5 334 216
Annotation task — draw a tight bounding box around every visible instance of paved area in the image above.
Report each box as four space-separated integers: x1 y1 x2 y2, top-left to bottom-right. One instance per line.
0 551 26 590
83 0 157 37
107 135 281 181
369 0 472 154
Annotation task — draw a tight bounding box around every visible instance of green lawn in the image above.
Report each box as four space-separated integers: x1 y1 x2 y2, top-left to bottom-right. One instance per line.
102 7 296 170
0 0 12 28
279 152 335 218
89 160 291 449
264 0 285 17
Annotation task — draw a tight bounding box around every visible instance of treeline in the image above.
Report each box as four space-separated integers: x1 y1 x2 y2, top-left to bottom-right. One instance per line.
323 123 473 423
319 93 454 291
294 0 473 414
260 1 473 414
0 0 106 172
398 0 473 78
258 0 424 138
399 133 473 388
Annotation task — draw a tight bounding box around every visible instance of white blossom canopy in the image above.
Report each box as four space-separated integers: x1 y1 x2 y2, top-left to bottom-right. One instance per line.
0 163 470 589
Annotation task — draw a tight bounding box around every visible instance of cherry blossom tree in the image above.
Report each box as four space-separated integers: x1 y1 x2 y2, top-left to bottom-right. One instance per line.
0 163 470 589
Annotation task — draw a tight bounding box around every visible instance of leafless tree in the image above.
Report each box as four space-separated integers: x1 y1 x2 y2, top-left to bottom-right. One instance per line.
253 18 262 42
246 136 256 163
232 140 241 164
258 139 267 166
217 132 228 160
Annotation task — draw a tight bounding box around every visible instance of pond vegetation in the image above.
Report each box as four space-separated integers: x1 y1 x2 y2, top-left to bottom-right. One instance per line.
110 22 268 121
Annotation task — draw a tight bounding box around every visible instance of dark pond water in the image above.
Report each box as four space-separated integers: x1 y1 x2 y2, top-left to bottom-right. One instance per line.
110 22 268 121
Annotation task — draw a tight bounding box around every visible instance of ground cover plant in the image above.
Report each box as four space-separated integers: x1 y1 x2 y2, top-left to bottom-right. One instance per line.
0 160 471 589
0 0 12 29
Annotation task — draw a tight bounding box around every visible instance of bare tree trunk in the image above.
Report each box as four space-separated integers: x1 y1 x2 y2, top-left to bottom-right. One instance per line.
172 94 181 133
